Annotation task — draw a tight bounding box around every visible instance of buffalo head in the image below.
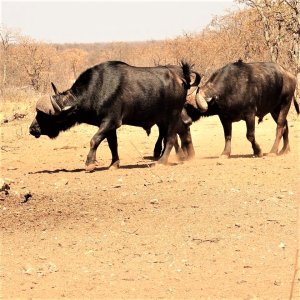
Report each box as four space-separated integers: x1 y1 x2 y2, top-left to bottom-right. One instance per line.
186 84 214 113
29 83 77 139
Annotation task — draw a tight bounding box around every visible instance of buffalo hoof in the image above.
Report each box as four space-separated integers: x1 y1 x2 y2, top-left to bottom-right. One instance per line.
176 152 186 161
155 159 168 166
109 160 120 170
279 147 290 156
153 153 161 160
254 151 263 158
85 163 97 172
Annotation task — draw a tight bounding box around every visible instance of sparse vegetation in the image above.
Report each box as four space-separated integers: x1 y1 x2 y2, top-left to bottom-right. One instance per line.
0 3 299 122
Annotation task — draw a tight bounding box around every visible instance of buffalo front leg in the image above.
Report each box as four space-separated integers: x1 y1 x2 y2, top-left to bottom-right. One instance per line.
153 125 165 159
245 114 262 157
219 116 232 158
178 124 195 160
107 129 120 169
174 135 186 161
86 123 116 172
157 133 177 165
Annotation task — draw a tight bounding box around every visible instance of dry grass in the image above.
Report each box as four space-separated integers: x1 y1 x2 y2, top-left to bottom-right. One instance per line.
0 87 40 124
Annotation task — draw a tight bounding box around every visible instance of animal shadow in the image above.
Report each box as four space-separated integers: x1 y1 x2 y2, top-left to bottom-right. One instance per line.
29 163 154 174
203 154 259 159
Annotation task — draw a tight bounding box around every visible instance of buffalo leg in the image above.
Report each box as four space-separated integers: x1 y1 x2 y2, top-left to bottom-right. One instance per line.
107 129 120 169
86 123 116 171
178 125 195 160
153 125 164 159
279 120 290 155
157 133 176 165
219 116 232 158
270 110 290 155
245 114 262 157
157 117 179 165
155 125 184 160
174 135 186 160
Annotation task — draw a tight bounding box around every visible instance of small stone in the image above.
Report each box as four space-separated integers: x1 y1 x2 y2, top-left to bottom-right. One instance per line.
47 262 58 273
23 265 34 275
150 199 159 205
21 192 32 203
7 167 18 171
54 179 68 188
112 184 122 188
0 179 10 192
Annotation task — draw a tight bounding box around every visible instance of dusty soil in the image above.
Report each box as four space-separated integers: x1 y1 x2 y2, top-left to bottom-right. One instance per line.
1 113 299 299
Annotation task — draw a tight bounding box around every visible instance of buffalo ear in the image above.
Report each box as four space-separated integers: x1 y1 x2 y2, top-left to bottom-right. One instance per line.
51 82 59 95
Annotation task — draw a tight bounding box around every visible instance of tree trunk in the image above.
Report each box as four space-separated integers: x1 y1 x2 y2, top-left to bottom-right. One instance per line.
294 4 300 100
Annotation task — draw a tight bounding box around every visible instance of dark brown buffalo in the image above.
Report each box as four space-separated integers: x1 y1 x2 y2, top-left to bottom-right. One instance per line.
29 61 200 171
187 60 299 157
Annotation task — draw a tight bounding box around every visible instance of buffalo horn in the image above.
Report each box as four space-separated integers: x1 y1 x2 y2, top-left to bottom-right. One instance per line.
51 82 59 95
36 95 54 115
50 96 62 113
196 92 208 112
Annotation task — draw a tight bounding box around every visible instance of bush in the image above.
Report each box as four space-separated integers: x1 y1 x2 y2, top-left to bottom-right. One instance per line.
0 86 40 123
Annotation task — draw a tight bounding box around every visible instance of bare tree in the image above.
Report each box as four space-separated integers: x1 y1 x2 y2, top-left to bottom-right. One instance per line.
283 0 300 97
0 26 16 88
237 0 285 62
17 36 56 92
238 0 300 99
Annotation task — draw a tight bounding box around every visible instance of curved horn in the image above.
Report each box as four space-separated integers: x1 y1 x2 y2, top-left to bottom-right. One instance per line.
196 91 208 112
36 95 55 115
51 82 59 95
50 96 62 113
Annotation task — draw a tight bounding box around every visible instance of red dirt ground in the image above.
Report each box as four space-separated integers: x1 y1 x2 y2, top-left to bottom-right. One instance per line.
1 113 299 299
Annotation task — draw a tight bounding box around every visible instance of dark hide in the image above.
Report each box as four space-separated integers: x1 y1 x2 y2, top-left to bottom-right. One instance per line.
29 61 200 171
149 120 195 161
187 60 299 157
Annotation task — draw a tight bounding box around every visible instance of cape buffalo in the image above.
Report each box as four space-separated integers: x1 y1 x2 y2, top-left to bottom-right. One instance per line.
185 60 299 157
29 61 200 171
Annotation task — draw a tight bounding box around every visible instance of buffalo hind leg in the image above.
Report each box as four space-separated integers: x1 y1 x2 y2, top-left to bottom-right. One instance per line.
269 107 290 156
279 120 290 155
245 114 262 157
157 116 179 165
107 129 120 169
219 116 232 158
